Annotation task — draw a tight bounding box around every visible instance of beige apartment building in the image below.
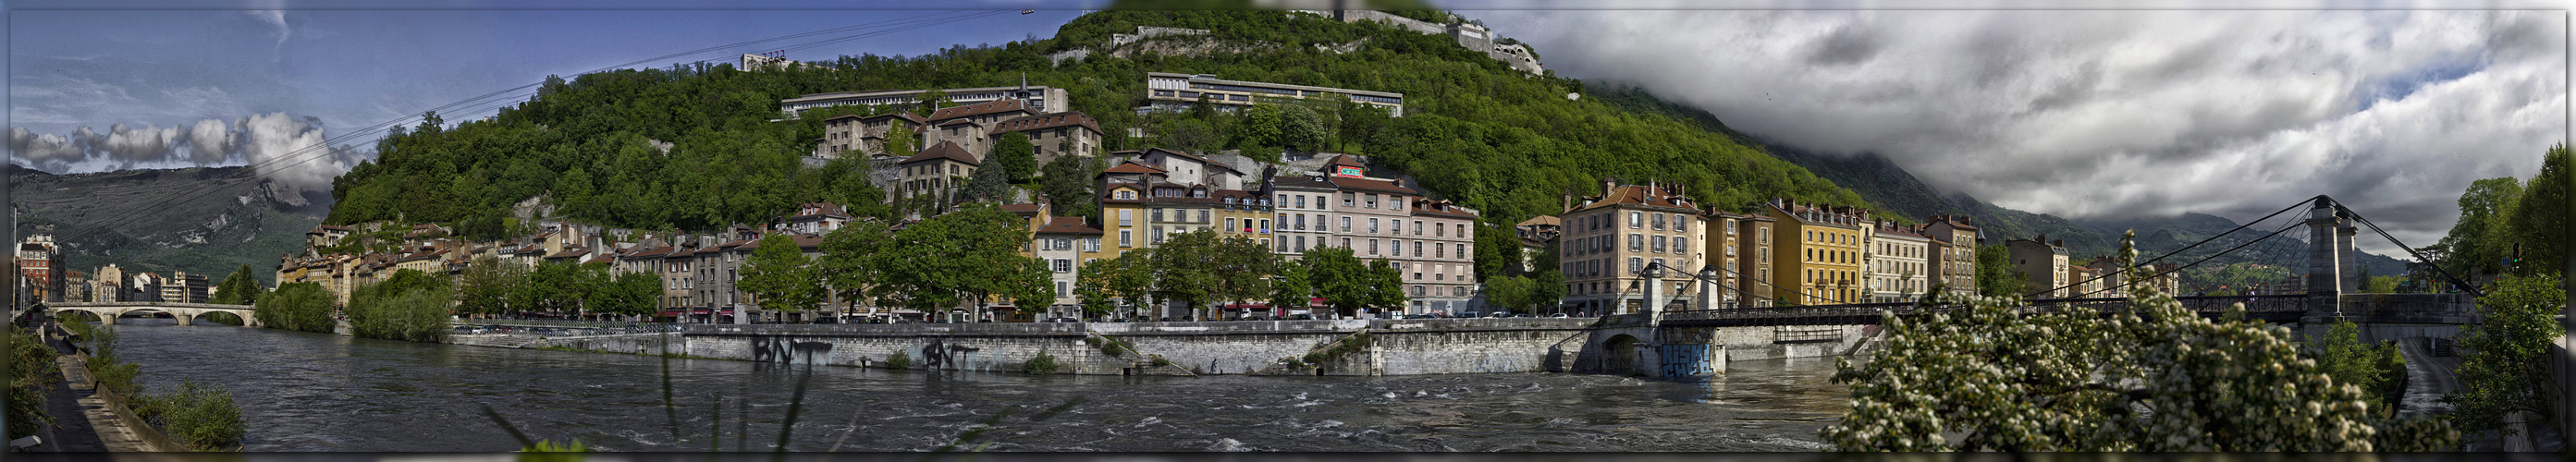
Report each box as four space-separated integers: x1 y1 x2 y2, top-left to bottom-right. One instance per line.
1559 181 1703 316
2006 236 2072 298
1915 214 1981 298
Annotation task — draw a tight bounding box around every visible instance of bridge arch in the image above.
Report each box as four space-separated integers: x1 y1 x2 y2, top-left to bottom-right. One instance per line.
1602 334 1642 376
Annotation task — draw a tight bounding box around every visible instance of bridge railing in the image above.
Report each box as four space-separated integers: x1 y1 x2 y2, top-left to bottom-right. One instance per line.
1659 294 2313 325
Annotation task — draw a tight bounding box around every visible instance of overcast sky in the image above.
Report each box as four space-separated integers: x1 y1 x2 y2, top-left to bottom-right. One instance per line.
6 0 2569 259
1478 4 2568 257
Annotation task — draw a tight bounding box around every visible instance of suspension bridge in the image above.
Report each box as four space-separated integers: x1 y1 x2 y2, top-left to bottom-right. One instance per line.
1572 196 2484 378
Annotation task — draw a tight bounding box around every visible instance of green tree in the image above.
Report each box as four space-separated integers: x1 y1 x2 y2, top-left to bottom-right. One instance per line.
1265 260 1311 315
1300 247 1370 318
885 123 920 158
1210 234 1280 315
2442 273 2567 439
557 166 596 219
957 161 1013 204
8 326 60 439
580 262 657 321
2436 176 2525 275
1974 243 2022 298
1079 250 1155 318
213 264 265 305
992 131 1039 183
347 269 454 343
1530 269 1567 312
2503 142 2568 276
819 220 893 318
1365 259 1409 314
1156 117 1220 155
1279 104 1329 152
1482 274 1534 313
875 203 1038 322
2312 320 2404 413
255 282 337 333
456 255 525 319
1240 103 1284 148
1148 229 1225 319
522 261 593 317
740 234 824 322
1038 155 1101 221
1824 241 2454 451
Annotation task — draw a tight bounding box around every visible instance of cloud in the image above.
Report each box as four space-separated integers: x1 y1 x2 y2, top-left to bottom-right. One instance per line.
245 9 289 46
1492 9 2566 256
7 113 362 197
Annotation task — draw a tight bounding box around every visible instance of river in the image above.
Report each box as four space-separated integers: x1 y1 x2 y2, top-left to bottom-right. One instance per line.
95 318 1852 452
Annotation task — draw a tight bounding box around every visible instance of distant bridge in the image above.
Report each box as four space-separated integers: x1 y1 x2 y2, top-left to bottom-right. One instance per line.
48 301 259 327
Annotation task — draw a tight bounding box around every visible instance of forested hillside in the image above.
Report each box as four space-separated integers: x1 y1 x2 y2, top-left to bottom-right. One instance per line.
324 6 1875 238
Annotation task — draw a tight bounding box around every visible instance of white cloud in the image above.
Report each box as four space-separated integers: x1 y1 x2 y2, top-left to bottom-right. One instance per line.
245 9 290 47
1492 9 2566 256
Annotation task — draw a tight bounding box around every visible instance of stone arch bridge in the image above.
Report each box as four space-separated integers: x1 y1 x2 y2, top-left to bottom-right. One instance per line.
48 301 259 327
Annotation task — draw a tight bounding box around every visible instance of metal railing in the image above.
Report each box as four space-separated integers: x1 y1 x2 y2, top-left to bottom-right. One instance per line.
1658 294 2314 326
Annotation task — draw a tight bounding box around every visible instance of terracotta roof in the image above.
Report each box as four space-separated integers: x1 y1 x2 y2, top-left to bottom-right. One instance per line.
584 256 614 265
999 203 1044 214
991 111 1102 136
938 118 984 128
1515 216 1561 228
1925 214 1981 231
545 248 591 259
1033 216 1102 236
898 141 980 166
623 247 675 259
1571 185 1693 213
926 99 1034 122
1267 175 1337 190
1873 225 1931 240
1324 154 1367 169
860 112 928 126
1410 200 1478 219
736 233 827 250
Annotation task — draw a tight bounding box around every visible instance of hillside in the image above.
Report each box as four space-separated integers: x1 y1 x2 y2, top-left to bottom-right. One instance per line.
325 7 1877 237
9 164 326 286
1587 79 2411 287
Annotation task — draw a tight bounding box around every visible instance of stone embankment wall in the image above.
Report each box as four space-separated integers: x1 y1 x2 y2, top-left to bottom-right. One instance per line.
448 318 1877 377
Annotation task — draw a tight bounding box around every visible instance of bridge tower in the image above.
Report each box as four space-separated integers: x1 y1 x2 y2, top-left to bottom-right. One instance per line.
2305 197 2346 317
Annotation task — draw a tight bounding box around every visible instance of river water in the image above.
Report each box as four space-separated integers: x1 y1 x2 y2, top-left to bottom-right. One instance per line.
97 318 1851 452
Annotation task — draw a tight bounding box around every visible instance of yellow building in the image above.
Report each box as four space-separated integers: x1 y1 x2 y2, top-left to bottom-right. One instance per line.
1763 198 1870 305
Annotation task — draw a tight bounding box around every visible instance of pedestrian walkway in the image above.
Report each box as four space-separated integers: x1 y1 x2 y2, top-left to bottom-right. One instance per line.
53 355 147 452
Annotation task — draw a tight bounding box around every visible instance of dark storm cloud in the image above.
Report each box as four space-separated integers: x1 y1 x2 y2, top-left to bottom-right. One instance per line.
1485 9 2565 255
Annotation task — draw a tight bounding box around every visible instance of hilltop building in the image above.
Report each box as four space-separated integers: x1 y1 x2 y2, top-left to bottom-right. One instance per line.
1139 72 1405 116
779 82 1066 119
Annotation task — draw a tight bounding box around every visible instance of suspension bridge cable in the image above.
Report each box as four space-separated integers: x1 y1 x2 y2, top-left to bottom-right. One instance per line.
2336 204 2485 298
2022 195 2324 298
2065 210 2310 298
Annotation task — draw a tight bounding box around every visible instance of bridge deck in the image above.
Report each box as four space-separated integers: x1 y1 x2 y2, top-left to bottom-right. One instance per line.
1657 295 2312 327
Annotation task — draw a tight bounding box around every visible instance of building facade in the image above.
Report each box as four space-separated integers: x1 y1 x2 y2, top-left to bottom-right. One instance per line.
2006 236 2072 298
17 234 66 303
1867 222 1932 303
1559 182 1702 315
1915 214 1981 298
1140 72 1405 116
989 112 1104 164
894 141 981 206
779 84 1066 119
1764 199 1869 305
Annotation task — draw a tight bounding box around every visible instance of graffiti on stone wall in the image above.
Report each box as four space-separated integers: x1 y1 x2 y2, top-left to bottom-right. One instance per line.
752 335 835 365
921 339 981 370
1660 344 1715 378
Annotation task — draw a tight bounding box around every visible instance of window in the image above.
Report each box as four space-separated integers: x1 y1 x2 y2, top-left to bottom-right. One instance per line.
1295 236 1306 251
1085 237 1100 252
1294 195 1306 208
1341 237 1351 249
1367 194 1380 209
1316 195 1328 210
1630 212 1643 228
1152 209 1165 223
1727 244 1736 256
1652 213 1666 230
1341 216 1352 232
1120 231 1133 247
1053 259 1072 273
1369 239 1379 255
1342 192 1355 208
1629 234 1644 252
1392 220 1402 235
1057 281 1070 298
1392 240 1403 256
1054 238 1073 250
1676 237 1688 252
1257 220 1269 232
1629 258 1643 275
1296 214 1307 230
1434 223 1444 237
1676 214 1688 233
1151 227 1164 244
1457 224 1466 237
1431 242 1441 258
1369 218 1380 233
1412 220 1423 236
1392 200 1403 211
1225 218 1236 231
1653 236 1667 252
1196 210 1208 223
1455 243 1465 260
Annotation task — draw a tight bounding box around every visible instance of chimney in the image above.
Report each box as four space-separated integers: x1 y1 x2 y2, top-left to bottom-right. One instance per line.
1602 177 1618 197
1563 193 1574 213
2053 238 2065 249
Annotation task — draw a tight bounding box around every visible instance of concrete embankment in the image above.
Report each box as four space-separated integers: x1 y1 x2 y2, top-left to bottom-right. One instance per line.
443 318 1881 377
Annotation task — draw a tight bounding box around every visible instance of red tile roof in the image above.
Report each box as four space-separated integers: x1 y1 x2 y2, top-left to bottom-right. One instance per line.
1000 203 1044 214
1570 185 1693 213
898 141 980 166
1327 176 1417 196
1034 216 1101 236
992 111 1102 136
1097 160 1168 176
1324 154 1367 169
860 112 928 126
926 99 1035 122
